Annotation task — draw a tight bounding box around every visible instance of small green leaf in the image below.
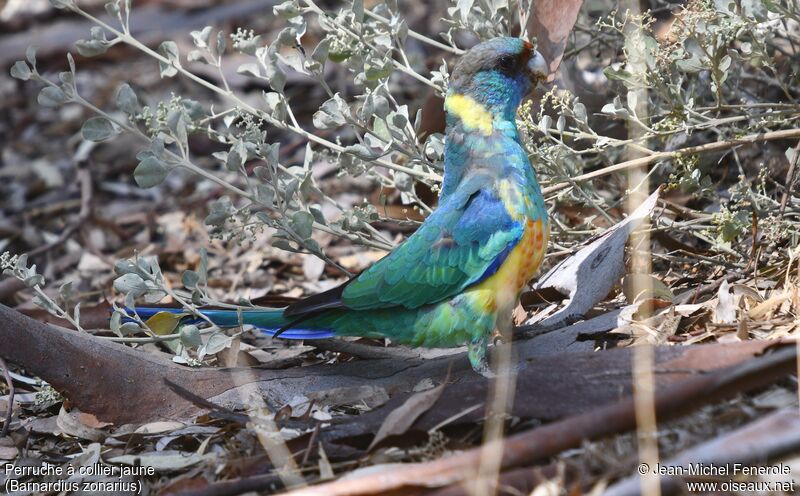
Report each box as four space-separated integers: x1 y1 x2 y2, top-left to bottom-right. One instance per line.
37 86 68 107
225 139 247 171
158 41 180 77
26 46 37 66
274 0 302 18
134 157 169 188
202 332 233 356
113 273 147 296
272 238 296 252
59 281 74 304
50 0 76 10
119 322 142 336
344 144 381 160
182 270 199 289
190 26 213 48
237 63 261 78
291 211 314 239
116 83 139 114
75 39 110 57
312 94 349 129
110 310 122 336
180 325 202 348
81 116 116 142
10 61 31 80
24 274 44 288
215 31 226 57
105 1 121 19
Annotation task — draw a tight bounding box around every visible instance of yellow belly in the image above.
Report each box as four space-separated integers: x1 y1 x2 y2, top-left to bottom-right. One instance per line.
469 217 548 317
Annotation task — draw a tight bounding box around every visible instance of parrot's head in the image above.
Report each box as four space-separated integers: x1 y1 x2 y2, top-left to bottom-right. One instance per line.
446 37 548 123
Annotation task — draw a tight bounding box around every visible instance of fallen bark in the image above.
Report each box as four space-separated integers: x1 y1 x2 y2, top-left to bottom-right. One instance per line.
278 343 797 496
0 303 784 433
311 337 780 456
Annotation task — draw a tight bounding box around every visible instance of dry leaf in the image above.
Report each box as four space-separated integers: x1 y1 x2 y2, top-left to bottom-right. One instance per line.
730 284 763 302
216 336 241 367
57 406 108 442
622 273 674 304
368 374 448 451
135 421 186 435
674 302 707 317
748 291 792 320
146 311 183 335
108 450 213 471
0 444 19 460
612 305 680 345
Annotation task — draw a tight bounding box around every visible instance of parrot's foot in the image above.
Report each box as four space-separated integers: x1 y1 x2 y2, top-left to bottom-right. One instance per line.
468 337 522 378
468 337 494 378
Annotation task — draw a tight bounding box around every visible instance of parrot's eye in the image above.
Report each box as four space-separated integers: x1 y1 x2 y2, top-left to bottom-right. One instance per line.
496 55 516 73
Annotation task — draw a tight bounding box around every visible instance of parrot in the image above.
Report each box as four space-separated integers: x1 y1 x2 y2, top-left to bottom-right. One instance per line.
133 37 550 374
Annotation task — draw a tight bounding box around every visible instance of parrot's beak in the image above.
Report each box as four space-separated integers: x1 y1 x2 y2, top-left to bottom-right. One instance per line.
527 50 549 85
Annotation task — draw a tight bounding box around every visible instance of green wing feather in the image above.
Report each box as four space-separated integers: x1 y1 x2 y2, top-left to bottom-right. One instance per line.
341 175 523 310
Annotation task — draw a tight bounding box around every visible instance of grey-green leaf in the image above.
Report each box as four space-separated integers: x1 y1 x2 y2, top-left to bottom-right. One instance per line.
116 83 139 114
81 116 116 142
10 61 31 80
37 86 68 107
113 273 147 296
134 157 169 188
75 39 110 57
180 325 202 348
119 322 142 336
182 270 199 289
158 41 180 77
291 211 314 239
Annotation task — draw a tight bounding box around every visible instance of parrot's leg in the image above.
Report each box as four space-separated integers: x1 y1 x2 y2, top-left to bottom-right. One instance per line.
468 334 494 377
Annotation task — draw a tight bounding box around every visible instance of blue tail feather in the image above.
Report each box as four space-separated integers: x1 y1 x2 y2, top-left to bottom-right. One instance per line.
127 307 335 339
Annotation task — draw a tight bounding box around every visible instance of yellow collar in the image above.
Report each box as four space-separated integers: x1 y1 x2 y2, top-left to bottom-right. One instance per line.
444 94 494 136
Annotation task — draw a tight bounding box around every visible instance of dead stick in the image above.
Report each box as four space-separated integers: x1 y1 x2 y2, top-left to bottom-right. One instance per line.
543 128 800 195
280 344 797 496
0 357 14 438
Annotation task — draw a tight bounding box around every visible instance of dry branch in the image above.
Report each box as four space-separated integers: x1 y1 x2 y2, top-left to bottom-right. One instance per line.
543 128 800 194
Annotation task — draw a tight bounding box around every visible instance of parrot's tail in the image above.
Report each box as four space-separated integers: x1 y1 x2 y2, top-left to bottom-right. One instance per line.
130 307 335 339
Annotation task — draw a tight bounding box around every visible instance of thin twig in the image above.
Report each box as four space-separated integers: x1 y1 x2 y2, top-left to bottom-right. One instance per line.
543 127 800 194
